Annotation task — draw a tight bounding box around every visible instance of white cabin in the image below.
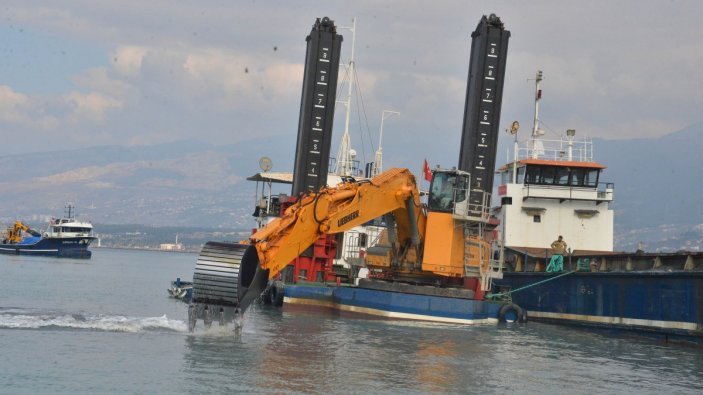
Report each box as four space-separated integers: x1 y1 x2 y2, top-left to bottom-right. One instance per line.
495 136 614 253
44 218 94 239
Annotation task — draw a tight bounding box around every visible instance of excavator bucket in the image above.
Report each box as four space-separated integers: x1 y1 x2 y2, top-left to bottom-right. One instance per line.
188 242 268 331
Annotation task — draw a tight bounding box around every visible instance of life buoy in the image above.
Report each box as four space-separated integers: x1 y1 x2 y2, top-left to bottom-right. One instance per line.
498 303 526 323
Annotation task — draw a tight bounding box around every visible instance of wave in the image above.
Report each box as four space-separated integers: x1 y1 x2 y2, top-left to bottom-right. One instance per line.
0 307 187 333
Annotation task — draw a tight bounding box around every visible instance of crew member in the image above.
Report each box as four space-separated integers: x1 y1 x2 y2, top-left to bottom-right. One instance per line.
547 235 567 272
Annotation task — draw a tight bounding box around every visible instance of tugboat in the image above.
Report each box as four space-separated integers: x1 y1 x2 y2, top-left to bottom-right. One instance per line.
0 205 95 258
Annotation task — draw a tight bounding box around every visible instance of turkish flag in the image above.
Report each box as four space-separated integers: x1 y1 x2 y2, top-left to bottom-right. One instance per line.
423 159 432 182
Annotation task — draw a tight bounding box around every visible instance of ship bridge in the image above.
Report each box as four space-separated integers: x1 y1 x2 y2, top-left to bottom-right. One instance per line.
495 134 615 253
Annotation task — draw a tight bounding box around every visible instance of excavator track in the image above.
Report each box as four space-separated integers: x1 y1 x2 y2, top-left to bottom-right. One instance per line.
189 242 268 331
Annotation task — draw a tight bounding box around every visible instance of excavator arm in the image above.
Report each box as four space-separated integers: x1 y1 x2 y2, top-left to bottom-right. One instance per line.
251 167 422 279
189 168 424 329
4 221 31 244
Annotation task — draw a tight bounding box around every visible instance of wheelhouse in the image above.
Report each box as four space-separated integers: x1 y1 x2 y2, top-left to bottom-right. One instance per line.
501 159 605 189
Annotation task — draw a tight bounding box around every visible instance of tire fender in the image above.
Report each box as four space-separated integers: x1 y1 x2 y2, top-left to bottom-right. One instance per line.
498 303 526 323
269 280 285 307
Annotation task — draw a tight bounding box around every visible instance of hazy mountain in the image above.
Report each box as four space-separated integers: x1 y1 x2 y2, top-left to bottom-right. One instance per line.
0 137 294 228
0 122 701 251
596 122 703 250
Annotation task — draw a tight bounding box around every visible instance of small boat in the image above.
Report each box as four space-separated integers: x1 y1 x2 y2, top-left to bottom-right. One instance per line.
167 278 193 302
0 205 95 259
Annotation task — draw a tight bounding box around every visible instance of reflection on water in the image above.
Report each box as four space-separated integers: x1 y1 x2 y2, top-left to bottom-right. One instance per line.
415 340 459 392
181 307 703 394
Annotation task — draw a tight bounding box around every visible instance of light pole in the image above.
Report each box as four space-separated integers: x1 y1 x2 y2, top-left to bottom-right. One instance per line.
372 110 400 177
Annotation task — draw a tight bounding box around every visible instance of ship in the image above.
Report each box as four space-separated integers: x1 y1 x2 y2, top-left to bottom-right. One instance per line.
0 205 95 259
167 278 193 301
186 14 516 331
489 71 702 343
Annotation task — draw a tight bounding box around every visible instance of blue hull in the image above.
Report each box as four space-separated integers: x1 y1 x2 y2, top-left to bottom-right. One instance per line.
283 284 505 325
0 237 93 259
494 271 703 342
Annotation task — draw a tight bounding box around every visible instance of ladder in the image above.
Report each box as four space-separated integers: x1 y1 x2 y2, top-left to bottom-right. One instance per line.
456 189 503 291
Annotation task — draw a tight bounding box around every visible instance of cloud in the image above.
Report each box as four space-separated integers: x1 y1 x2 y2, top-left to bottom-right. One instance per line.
2 0 703 157
0 85 59 129
182 47 304 105
112 45 149 76
63 91 123 123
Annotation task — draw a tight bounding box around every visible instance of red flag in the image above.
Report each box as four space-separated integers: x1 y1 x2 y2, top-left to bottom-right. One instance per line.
423 159 432 182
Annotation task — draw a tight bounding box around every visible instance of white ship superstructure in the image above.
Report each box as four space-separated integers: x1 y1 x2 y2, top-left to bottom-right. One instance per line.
495 71 614 253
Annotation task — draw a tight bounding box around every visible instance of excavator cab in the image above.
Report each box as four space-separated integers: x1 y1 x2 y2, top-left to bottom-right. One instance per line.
422 168 492 280
427 169 470 215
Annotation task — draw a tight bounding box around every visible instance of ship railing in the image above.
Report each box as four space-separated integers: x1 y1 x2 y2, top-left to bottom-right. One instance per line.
515 137 593 162
597 182 615 200
453 190 491 222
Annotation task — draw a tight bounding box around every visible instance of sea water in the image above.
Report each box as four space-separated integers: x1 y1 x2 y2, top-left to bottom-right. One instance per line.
1 249 701 394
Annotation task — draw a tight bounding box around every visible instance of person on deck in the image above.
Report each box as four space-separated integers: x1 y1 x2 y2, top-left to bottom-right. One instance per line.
547 235 567 272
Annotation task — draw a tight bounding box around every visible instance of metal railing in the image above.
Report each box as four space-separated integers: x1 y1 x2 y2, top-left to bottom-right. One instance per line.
516 137 594 162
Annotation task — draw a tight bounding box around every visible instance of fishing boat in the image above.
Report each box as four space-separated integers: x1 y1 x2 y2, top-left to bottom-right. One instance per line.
0 205 95 259
489 71 703 343
167 278 193 301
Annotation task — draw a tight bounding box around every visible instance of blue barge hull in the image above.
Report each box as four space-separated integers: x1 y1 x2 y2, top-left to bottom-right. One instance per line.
0 237 92 258
494 271 703 342
283 284 504 325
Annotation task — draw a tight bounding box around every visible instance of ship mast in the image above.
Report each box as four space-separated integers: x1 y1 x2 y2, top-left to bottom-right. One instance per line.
334 17 356 177
531 70 543 159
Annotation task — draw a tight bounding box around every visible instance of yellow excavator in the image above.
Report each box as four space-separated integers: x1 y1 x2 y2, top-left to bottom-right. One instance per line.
3 221 32 244
190 167 494 329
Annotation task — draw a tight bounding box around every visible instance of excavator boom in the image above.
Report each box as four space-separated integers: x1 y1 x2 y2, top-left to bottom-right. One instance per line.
189 168 424 329
252 167 421 279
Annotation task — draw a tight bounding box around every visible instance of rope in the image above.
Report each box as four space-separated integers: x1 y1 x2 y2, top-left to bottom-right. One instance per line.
485 269 576 300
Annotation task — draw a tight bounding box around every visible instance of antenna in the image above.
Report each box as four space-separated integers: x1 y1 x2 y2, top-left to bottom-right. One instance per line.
530 70 544 158
65 203 74 220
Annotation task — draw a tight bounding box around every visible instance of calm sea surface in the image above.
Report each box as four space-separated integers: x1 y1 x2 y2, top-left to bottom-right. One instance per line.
1 248 701 394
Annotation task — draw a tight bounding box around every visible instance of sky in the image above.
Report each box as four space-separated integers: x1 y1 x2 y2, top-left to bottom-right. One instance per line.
1 0 702 170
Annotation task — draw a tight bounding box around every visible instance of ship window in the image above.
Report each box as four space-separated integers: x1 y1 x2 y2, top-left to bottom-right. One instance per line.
570 168 585 186
59 227 90 233
525 165 540 184
539 167 556 184
584 169 599 187
502 167 525 184
533 215 541 223
53 226 60 232
501 170 510 185
555 167 570 186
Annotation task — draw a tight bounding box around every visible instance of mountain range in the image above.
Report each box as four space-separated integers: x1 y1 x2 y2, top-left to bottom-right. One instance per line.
0 122 701 252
